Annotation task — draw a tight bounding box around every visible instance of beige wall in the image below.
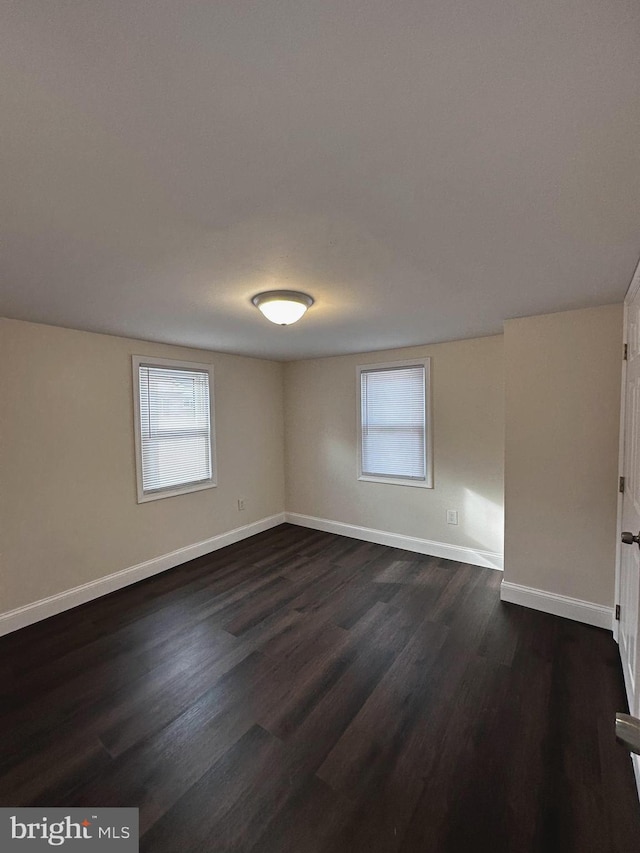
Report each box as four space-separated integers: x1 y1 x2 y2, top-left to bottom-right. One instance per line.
284 336 505 558
1 305 624 619
0 319 285 612
503 304 623 606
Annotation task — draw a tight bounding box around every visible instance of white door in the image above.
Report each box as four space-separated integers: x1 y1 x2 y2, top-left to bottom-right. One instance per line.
619 265 640 718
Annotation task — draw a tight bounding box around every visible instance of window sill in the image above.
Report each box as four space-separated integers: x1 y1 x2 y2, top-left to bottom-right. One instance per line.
358 475 433 489
137 480 216 504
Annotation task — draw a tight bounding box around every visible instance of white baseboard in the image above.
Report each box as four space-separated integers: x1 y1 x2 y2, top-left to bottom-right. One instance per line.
613 614 620 642
284 512 503 570
0 513 286 637
500 580 613 630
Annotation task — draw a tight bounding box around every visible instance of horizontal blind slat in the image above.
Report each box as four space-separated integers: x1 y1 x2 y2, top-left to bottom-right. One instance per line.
139 365 213 493
361 365 426 480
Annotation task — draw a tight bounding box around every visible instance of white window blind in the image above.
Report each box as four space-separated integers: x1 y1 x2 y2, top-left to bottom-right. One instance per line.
137 363 213 496
360 363 428 482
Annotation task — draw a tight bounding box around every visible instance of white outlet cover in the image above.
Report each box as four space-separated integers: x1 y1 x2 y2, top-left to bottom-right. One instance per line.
446 510 458 525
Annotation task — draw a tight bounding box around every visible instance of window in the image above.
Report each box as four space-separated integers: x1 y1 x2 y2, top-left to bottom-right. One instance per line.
132 356 216 502
357 358 432 488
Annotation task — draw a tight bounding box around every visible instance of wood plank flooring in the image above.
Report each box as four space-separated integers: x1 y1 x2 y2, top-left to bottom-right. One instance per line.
0 523 639 851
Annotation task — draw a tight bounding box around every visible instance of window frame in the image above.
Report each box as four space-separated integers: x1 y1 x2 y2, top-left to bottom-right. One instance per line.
356 357 433 489
132 355 217 503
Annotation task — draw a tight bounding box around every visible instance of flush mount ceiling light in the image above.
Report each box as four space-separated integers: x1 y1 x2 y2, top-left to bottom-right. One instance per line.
251 290 314 325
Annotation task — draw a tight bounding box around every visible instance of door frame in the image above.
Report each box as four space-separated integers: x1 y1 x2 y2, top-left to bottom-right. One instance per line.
614 322 626 646
615 260 640 666
615 257 640 799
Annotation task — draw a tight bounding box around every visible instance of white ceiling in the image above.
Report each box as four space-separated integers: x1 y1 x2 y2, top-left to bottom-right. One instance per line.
1 1 639 360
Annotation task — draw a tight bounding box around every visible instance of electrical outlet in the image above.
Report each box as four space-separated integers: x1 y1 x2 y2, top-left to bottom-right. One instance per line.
446 510 458 525
237 498 245 511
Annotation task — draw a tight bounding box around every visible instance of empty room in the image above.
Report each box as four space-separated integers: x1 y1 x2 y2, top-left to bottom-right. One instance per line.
1 1 640 851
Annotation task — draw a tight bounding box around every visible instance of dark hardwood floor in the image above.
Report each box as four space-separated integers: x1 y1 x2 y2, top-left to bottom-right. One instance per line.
1 523 638 852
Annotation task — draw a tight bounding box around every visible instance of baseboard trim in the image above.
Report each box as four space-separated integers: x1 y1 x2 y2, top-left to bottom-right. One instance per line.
500 580 613 630
284 512 503 570
0 512 286 637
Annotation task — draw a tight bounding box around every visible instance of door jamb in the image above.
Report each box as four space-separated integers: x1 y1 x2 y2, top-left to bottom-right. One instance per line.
614 257 640 802
614 303 626 643
615 258 640 664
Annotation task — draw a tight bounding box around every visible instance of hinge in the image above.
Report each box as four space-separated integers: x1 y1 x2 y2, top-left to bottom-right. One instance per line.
620 476 626 494
624 343 628 360
615 604 621 621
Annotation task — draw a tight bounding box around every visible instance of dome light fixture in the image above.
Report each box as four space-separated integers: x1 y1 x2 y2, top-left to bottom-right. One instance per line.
251 290 314 325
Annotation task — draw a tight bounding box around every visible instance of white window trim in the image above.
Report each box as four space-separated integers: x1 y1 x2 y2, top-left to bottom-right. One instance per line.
132 355 217 503
356 357 433 489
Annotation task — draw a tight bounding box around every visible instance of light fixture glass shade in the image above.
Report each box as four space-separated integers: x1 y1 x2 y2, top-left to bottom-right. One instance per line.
251 290 314 325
